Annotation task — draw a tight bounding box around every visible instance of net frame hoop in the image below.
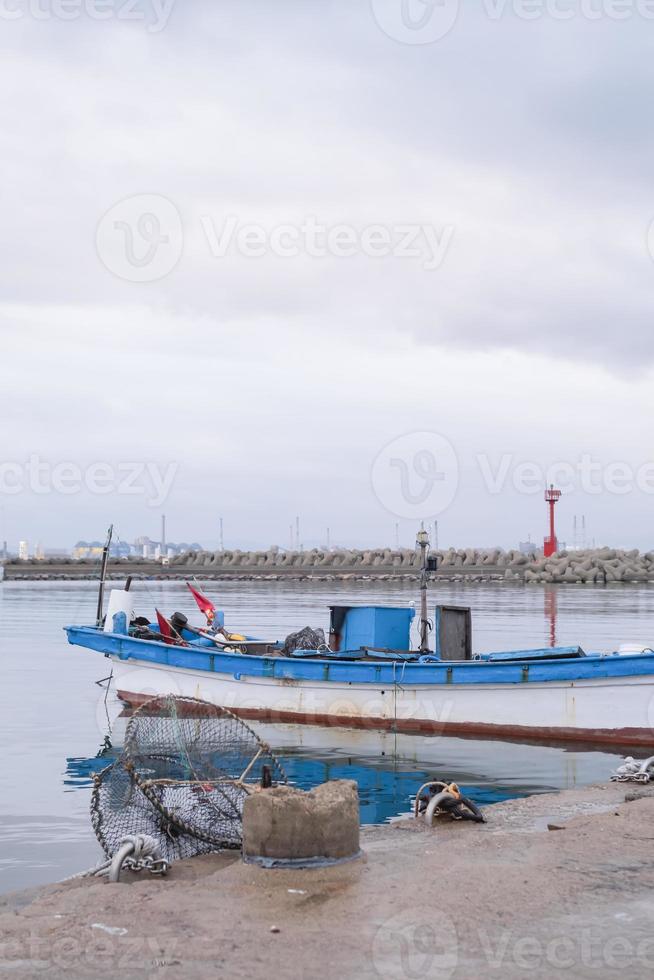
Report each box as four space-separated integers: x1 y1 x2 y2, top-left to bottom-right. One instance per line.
90 757 247 855
121 694 287 845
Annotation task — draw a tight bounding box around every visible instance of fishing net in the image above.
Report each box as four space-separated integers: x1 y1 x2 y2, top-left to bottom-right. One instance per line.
283 626 327 655
91 758 222 864
91 695 287 863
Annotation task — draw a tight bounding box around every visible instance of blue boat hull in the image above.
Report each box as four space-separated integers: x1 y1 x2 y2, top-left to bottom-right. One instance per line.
65 626 654 746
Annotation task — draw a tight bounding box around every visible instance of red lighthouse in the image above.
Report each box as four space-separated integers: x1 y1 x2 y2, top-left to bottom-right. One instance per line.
543 484 561 557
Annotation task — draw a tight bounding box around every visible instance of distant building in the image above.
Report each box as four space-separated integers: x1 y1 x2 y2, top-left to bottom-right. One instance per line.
133 535 203 559
70 535 203 561
72 540 105 560
18 541 29 561
109 541 132 560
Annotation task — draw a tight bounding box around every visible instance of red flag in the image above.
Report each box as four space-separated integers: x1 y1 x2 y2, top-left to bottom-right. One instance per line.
186 582 216 623
156 608 182 645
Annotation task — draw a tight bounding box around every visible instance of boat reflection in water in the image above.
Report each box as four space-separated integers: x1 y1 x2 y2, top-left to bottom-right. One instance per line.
65 704 623 826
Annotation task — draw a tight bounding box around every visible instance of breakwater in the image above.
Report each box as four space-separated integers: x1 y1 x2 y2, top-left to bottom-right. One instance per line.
4 546 654 584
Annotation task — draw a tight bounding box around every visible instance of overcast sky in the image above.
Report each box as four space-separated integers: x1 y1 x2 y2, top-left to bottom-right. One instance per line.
2 0 654 552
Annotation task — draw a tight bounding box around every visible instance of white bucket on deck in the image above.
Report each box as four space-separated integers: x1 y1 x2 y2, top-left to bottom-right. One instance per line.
617 643 652 656
104 589 134 633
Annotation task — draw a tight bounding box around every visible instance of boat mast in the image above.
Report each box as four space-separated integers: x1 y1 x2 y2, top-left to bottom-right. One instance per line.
416 525 431 652
96 524 114 627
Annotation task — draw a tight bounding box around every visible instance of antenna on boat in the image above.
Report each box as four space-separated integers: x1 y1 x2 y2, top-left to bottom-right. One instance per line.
416 525 432 652
96 524 114 627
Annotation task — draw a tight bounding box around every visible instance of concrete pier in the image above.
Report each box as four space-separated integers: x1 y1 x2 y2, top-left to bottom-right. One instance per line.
2 782 654 978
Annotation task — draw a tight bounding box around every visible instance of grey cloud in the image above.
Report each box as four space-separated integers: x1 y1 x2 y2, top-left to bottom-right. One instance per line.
2 1 654 548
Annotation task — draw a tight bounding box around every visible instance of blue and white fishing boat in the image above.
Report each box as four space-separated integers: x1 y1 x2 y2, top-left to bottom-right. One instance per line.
65 528 654 747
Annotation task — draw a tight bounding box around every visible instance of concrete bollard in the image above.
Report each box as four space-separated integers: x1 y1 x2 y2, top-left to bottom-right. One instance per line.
242 780 361 868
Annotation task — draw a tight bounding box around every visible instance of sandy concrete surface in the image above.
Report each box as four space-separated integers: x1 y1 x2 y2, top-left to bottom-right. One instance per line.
2 782 654 979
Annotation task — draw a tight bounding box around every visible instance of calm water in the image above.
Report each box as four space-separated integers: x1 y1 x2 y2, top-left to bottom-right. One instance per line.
2 577 653 895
